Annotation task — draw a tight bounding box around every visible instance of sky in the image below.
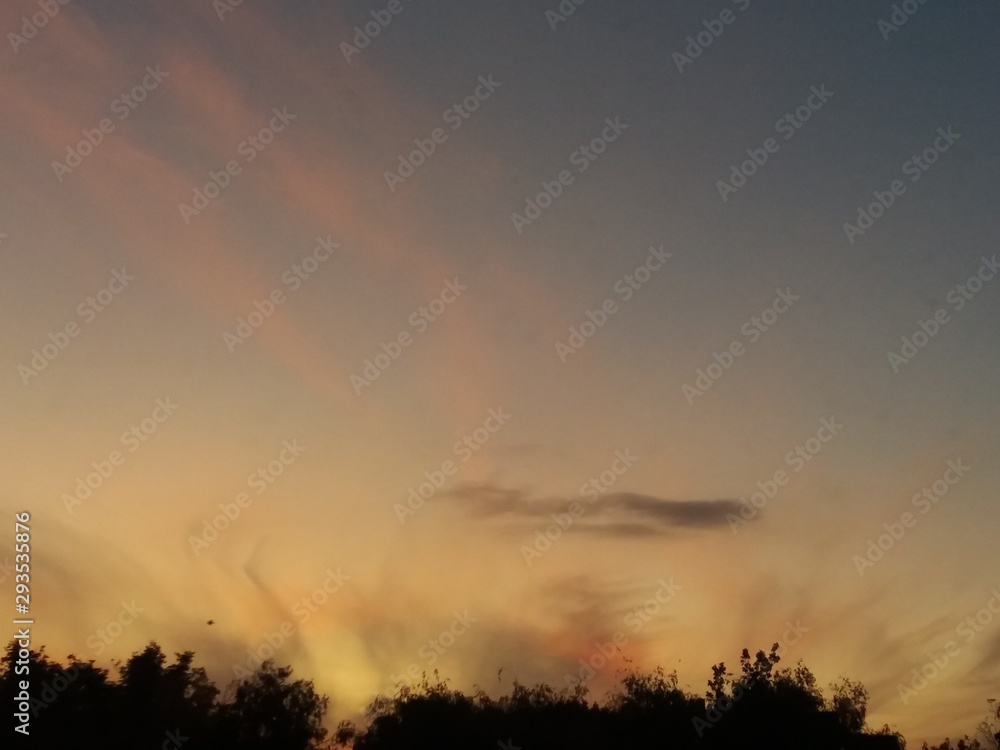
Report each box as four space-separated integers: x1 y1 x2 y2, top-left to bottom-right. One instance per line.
2 0 999 744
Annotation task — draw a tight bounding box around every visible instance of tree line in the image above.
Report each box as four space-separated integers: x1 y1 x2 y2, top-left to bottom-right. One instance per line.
3 640 997 749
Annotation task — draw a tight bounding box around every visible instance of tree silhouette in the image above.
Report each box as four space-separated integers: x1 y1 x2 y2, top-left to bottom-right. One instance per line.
920 698 1000 750
829 675 870 733
985 698 1000 750
4 639 992 749
333 648 908 750
220 660 328 750
2 640 326 750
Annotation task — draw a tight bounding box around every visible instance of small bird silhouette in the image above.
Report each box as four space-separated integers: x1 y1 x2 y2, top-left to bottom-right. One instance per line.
206 620 215 625
497 668 503 682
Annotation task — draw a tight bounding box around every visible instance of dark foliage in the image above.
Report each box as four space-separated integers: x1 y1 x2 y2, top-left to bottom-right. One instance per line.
5 638 994 750
2 640 327 750
336 645 908 750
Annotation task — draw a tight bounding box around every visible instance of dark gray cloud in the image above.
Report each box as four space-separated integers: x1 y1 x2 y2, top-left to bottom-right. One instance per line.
441 482 742 536
607 493 745 529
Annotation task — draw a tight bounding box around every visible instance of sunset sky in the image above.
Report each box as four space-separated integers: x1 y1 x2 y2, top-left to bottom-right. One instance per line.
2 0 999 744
